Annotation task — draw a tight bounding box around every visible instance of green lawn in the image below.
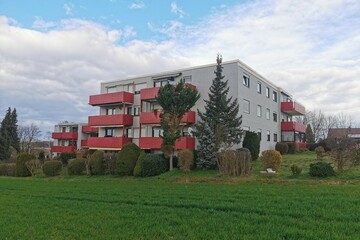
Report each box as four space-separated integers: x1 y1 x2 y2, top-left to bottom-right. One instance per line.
1 152 360 239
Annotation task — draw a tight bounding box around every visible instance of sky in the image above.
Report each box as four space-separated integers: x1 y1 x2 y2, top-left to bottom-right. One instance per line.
0 0 359 138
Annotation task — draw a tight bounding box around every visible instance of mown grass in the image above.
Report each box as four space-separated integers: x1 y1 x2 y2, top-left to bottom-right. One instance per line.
1 151 360 239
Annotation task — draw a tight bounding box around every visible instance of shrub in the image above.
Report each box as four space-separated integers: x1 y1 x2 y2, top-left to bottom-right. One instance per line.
25 159 41 176
16 153 35 177
142 154 167 177
290 164 302 175
309 162 335 177
38 151 45 163
59 152 76 165
89 151 104 175
217 148 252 176
6 163 16 176
68 159 86 175
116 143 141 176
314 146 325 160
275 142 289 155
43 160 62 177
318 139 330 151
287 142 298 154
133 151 146 177
261 150 282 172
178 150 194 172
242 131 260 160
0 164 7 176
104 152 117 175
307 143 319 151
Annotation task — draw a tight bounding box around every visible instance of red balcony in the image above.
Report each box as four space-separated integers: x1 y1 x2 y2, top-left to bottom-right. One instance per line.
139 137 195 150
81 139 88 148
281 122 306 133
87 137 132 149
88 114 133 127
82 125 99 133
51 146 76 153
140 111 196 124
52 132 78 139
140 87 160 101
89 92 134 106
281 101 305 115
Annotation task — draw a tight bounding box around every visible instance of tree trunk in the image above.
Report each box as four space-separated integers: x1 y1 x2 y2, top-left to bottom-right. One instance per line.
169 154 173 171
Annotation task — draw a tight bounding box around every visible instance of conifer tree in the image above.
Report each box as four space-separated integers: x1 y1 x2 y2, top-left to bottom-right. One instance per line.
306 124 314 144
196 122 216 168
0 108 12 161
10 108 20 152
197 54 243 166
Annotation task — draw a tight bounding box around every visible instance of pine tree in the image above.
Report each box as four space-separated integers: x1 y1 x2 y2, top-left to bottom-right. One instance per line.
196 122 217 168
306 124 314 144
0 108 12 161
197 54 243 163
10 108 20 152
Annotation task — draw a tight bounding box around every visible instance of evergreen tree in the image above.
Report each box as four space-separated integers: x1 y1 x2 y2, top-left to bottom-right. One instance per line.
9 108 20 152
242 131 260 161
306 124 314 144
196 122 217 168
156 80 200 171
197 54 243 162
0 108 11 161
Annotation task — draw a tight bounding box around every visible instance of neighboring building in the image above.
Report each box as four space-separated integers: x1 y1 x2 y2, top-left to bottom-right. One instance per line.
328 128 360 142
81 59 306 153
51 122 98 157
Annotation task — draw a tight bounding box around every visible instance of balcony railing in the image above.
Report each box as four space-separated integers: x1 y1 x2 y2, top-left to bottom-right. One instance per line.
140 111 196 124
87 137 132 149
82 125 99 133
88 114 133 126
139 137 195 150
89 92 134 106
52 132 78 139
140 87 160 101
81 139 88 148
51 146 76 153
281 122 306 133
281 101 305 115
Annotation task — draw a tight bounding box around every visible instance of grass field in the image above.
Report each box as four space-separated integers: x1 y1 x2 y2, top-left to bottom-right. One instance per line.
1 152 360 239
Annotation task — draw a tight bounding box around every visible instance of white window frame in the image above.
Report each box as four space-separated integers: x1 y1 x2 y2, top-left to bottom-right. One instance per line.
243 99 250 114
243 74 250 88
257 105 262 118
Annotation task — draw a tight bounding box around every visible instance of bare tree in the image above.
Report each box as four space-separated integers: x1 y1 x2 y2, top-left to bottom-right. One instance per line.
18 124 42 153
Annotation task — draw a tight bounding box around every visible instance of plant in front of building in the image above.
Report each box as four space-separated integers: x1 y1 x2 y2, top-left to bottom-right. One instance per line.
309 162 335 177
16 152 35 177
196 54 243 168
178 149 194 172
327 136 357 172
290 164 302 176
67 158 86 175
59 152 76 165
116 142 141 175
196 122 217 168
156 80 200 171
260 150 282 172
217 149 251 176
242 131 260 160
89 150 105 175
314 146 325 160
275 142 289 155
42 160 63 177
141 154 167 177
133 151 146 177
0 107 20 161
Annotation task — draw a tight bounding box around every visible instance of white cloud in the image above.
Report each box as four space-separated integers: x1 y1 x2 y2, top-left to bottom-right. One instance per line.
171 2 185 18
129 1 145 9
32 16 56 29
64 2 74 16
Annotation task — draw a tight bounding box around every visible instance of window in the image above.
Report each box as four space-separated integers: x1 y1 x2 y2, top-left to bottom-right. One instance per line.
107 86 117 93
152 128 164 137
71 127 78 132
274 133 278 142
154 81 162 87
134 106 140 116
127 106 132 115
273 112 278 122
243 99 250 114
106 108 115 115
266 108 270 120
257 82 262 94
126 128 132 138
267 131 271 142
266 87 270 98
183 76 192 84
243 74 250 88
105 128 114 137
62 127 66 133
257 105 262 117
272 91 278 102
133 128 140 139
257 129 262 141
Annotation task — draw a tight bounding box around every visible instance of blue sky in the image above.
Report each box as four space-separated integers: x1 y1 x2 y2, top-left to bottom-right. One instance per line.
0 0 359 138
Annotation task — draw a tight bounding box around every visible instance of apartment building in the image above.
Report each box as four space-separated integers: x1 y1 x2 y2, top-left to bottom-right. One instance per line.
81 59 305 153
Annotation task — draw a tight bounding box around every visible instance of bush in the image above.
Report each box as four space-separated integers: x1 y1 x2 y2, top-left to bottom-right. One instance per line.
178 150 194 172
261 150 282 172
307 143 319 151
59 152 76 165
314 146 325 160
38 151 45 163
309 162 335 177
318 139 330 152
290 164 302 175
6 163 16 176
0 164 8 176
217 148 252 176
68 159 86 175
89 151 104 175
142 154 167 177
133 151 146 177
287 142 298 154
104 152 117 175
43 160 62 177
116 143 141 176
242 131 260 160
275 142 289 155
16 153 35 177
25 159 41 176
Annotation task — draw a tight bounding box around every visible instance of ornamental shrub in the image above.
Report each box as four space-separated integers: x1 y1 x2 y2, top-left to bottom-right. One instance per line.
59 152 76 165
217 148 252 176
133 151 146 177
68 158 86 175
307 143 319 151
314 146 325 160
309 162 335 177
6 163 16 176
142 154 167 177
89 150 104 175
261 150 282 172
43 160 62 177
38 151 45 163
242 131 260 160
318 139 330 152
290 164 302 175
0 164 7 176
116 143 141 176
16 153 35 177
275 142 289 155
104 152 117 175
178 149 194 172
287 142 298 154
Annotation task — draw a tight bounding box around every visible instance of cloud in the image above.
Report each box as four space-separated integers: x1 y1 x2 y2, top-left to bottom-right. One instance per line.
171 2 185 18
32 16 56 29
64 2 74 16
129 1 145 9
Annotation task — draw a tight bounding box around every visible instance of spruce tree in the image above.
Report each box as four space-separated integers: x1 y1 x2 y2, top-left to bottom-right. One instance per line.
197 54 243 166
0 108 11 161
10 108 20 152
196 122 216 168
